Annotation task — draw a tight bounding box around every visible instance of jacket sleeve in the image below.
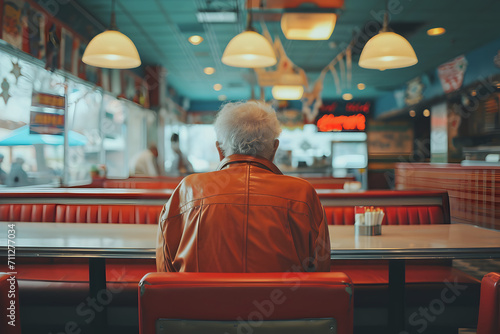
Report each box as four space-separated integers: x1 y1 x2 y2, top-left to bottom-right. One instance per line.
311 201 331 272
156 206 176 272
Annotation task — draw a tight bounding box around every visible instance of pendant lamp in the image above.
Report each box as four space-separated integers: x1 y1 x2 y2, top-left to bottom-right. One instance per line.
281 12 336 40
358 12 417 70
272 73 304 100
221 9 277 68
82 0 141 69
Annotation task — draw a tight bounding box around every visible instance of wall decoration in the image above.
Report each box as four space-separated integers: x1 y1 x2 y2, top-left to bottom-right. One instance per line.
254 36 308 89
60 27 73 72
437 55 467 94
405 77 424 106
2 0 24 49
494 51 500 68
45 20 60 71
1 78 11 104
367 121 414 157
27 7 46 60
70 37 79 76
302 71 325 123
77 41 86 79
10 60 21 83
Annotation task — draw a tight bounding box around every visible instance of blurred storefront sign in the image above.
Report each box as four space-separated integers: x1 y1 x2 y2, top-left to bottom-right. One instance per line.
315 100 371 132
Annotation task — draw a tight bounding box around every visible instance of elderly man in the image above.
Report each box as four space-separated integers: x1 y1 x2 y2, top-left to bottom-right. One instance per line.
156 101 330 273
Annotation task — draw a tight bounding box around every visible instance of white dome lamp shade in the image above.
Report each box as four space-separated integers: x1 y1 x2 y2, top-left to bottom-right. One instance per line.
82 0 141 69
359 12 417 71
222 10 277 68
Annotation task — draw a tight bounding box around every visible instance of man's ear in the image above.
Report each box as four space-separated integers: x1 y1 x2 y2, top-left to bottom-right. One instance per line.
269 139 279 161
216 141 225 161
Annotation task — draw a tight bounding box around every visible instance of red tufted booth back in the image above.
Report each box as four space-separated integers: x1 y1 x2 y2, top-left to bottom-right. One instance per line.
0 204 446 225
54 205 161 224
0 204 56 222
138 272 354 334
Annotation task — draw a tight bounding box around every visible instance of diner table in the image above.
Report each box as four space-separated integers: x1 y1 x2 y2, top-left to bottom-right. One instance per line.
1 222 500 334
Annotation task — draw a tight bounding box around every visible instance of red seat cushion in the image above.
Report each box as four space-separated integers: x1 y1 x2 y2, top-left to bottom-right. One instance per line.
477 272 500 334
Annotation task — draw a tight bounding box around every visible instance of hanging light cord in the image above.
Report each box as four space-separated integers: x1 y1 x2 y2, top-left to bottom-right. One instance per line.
110 0 118 30
246 5 255 31
381 0 389 32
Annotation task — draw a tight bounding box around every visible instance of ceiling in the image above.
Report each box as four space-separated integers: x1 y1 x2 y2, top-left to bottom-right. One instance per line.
62 0 500 105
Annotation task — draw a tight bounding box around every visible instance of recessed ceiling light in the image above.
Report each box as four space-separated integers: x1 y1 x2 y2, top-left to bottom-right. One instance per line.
218 95 227 101
409 110 416 117
188 35 203 45
427 27 446 36
357 83 366 90
342 93 353 101
196 11 237 23
204 67 215 75
423 109 430 117
213 83 222 91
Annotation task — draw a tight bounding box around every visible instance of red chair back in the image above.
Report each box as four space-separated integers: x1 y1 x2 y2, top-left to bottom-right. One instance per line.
477 272 500 334
0 273 21 334
138 272 353 334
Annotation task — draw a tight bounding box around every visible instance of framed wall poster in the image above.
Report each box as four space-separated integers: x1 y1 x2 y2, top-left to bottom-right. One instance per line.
2 0 24 49
71 36 79 76
27 6 45 60
77 41 86 79
60 27 73 72
45 19 60 71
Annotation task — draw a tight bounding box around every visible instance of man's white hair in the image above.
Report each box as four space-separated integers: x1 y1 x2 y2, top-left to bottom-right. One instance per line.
214 101 282 158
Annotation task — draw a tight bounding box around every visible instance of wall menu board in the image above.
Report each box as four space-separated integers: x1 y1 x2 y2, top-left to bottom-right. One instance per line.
315 100 371 132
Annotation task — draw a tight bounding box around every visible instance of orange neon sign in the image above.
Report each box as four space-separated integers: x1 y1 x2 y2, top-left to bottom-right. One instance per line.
317 113 366 132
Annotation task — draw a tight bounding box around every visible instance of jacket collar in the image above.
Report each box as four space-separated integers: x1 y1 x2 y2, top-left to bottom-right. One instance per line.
216 154 283 175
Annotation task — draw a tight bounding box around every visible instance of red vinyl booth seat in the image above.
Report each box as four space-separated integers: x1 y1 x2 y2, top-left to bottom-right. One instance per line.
324 205 445 225
138 272 354 334
477 272 500 334
0 273 21 334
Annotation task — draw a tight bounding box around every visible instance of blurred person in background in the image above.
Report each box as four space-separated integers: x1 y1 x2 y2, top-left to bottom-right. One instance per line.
133 144 160 177
170 133 193 176
6 157 30 187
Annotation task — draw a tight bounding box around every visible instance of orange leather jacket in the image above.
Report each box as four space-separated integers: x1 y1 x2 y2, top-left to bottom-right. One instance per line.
156 154 330 273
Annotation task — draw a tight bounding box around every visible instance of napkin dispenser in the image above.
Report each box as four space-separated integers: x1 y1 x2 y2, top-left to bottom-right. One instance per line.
354 206 383 236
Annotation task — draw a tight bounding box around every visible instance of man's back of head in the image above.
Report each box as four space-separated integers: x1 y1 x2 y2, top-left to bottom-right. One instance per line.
214 101 282 161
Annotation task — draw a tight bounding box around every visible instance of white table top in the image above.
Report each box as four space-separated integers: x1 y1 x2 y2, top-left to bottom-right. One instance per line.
330 224 500 259
1 222 500 260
